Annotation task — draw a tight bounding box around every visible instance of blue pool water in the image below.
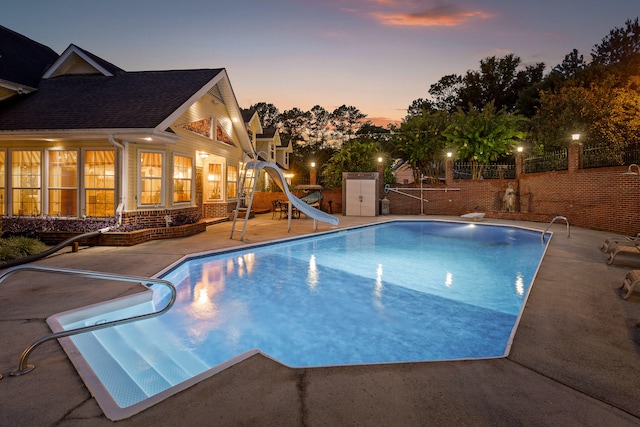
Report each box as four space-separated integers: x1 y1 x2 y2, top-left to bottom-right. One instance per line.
52 220 550 418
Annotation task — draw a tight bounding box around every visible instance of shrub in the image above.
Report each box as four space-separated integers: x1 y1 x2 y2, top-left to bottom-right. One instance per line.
1 216 117 238
0 237 46 262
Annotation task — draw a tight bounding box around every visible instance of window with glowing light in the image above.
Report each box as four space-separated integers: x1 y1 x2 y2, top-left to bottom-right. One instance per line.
227 165 238 199
84 150 115 217
216 120 235 146
139 151 164 206
173 155 192 203
182 117 212 139
11 150 41 216
207 163 222 200
48 150 78 216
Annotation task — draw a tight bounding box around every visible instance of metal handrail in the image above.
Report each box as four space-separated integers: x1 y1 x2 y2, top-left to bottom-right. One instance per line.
0 265 176 378
542 216 570 243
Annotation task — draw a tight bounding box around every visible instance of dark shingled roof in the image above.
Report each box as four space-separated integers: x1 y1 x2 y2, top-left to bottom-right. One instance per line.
0 25 59 88
0 68 224 130
258 127 277 138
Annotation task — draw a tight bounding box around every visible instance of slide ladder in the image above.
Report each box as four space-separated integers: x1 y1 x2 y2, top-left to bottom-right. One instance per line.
230 161 260 240
230 161 339 240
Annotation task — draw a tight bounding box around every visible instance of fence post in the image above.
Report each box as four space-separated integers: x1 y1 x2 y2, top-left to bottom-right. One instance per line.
568 141 583 172
445 155 454 184
516 151 523 178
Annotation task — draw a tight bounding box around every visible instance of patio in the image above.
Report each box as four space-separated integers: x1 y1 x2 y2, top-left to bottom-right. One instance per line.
0 214 639 426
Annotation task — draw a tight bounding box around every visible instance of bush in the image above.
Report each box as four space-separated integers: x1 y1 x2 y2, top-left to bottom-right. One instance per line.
0 237 45 262
1 216 117 238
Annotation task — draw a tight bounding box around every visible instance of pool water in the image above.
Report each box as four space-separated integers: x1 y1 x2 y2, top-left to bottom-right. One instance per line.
50 220 550 419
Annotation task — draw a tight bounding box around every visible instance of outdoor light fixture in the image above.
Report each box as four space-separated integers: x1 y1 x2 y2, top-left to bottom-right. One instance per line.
378 157 383 163
199 152 209 159
517 146 524 153
572 133 581 141
621 164 640 176
447 152 453 158
311 162 316 168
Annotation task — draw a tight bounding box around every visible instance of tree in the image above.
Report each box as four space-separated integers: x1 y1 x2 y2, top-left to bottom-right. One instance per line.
427 55 545 114
443 102 527 179
307 105 331 149
393 110 450 182
428 74 463 112
592 17 640 66
530 75 640 158
279 108 310 146
321 138 381 188
458 54 545 112
249 102 280 129
406 98 435 118
552 49 587 80
329 105 366 145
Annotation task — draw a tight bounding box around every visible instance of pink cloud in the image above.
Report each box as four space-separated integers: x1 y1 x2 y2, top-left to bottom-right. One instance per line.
372 3 493 27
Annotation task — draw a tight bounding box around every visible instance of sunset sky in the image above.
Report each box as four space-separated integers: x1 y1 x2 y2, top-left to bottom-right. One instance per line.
3 1 638 126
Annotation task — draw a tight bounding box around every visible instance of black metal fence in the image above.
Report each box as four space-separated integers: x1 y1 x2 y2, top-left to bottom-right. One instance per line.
523 149 568 173
452 163 516 179
583 142 640 168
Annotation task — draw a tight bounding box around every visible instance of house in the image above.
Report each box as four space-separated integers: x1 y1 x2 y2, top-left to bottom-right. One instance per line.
0 25 258 228
242 107 293 189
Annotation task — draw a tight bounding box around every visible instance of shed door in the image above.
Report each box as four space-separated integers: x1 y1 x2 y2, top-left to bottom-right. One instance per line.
345 179 376 216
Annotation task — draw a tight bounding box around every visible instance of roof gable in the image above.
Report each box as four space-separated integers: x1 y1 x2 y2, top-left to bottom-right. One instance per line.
43 44 124 78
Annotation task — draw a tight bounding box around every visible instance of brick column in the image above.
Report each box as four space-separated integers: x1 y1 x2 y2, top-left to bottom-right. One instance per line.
377 160 385 201
516 151 523 178
568 142 582 172
310 166 317 185
445 156 454 184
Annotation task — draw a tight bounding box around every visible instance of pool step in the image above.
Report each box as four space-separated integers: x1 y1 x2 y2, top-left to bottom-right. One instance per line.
89 322 208 399
71 332 149 408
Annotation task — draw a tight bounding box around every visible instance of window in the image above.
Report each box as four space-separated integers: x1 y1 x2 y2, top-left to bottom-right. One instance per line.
139 151 163 205
84 150 115 216
207 163 222 200
216 119 235 146
227 165 238 199
173 155 192 203
0 151 4 215
48 150 78 216
182 117 212 139
11 150 41 216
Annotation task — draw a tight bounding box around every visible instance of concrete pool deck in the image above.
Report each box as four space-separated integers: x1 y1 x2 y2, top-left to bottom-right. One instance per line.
1 214 640 426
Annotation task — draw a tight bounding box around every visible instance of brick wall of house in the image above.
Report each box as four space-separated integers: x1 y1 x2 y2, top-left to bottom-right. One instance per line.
202 202 236 218
121 206 201 228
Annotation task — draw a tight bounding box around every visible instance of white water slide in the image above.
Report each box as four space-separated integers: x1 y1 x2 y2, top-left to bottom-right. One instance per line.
231 161 339 240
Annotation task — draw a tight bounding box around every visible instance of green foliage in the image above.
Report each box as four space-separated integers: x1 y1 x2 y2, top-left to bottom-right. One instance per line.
427 55 545 114
531 75 640 156
0 237 45 262
443 103 527 179
321 139 381 188
394 109 450 182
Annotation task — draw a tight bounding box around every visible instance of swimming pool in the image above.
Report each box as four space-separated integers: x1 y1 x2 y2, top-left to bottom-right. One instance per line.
48 220 550 420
